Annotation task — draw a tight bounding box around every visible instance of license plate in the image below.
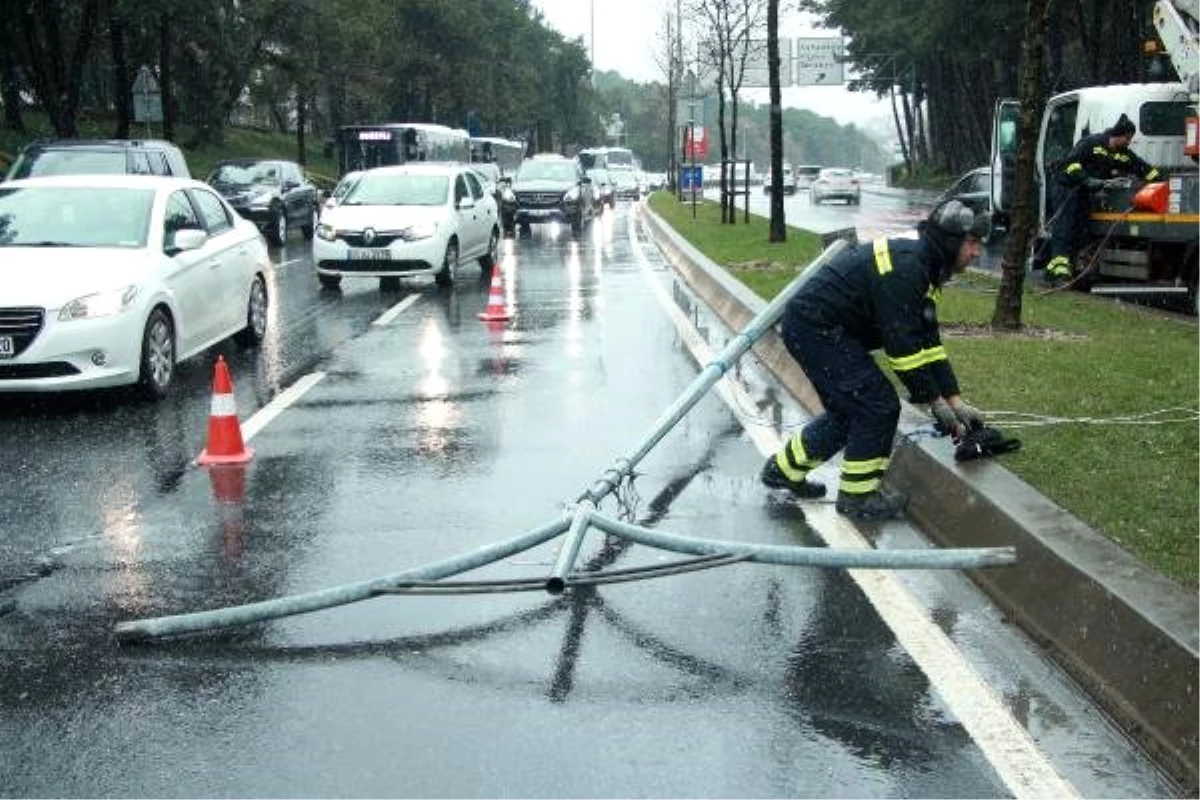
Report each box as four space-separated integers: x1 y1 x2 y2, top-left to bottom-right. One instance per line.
348 248 391 261
525 208 552 217
0 336 12 358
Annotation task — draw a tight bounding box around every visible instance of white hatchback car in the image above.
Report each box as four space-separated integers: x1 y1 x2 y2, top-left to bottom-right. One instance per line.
313 163 500 290
0 175 270 400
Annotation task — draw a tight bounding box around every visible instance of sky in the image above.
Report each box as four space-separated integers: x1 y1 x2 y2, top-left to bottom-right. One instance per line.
530 0 895 139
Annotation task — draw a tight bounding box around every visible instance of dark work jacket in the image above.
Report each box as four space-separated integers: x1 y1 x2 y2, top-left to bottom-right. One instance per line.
1056 131 1160 188
789 233 959 404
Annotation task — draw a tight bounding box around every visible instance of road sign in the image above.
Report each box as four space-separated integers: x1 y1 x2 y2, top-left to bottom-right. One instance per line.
132 65 162 123
794 37 845 86
680 165 703 191
738 38 791 88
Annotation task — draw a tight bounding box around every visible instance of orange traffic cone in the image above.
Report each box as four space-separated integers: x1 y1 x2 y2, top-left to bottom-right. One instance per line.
196 355 254 465
478 264 512 322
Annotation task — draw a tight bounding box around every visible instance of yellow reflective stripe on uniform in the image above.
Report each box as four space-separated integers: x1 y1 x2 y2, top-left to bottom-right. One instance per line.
888 346 947 372
1092 146 1108 157
839 456 888 494
841 456 889 475
1064 163 1082 175
1112 152 1130 163
873 238 893 275
1146 168 1161 180
776 433 822 480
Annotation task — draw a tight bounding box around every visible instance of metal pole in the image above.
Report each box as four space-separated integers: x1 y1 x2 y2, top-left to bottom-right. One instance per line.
589 513 1017 570
115 514 572 641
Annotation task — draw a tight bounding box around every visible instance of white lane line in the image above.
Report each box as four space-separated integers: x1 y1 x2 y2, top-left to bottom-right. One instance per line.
627 211 1077 800
277 258 306 269
372 293 421 326
241 372 326 442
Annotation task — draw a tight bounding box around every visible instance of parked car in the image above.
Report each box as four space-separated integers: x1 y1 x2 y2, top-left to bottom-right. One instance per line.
811 167 861 205
0 175 270 400
4 138 191 181
500 154 595 236
763 164 797 195
586 167 616 209
313 162 500 290
206 158 319 247
936 166 1003 241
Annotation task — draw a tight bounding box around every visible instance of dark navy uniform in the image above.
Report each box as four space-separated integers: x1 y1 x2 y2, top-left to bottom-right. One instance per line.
1046 115 1160 281
773 235 960 500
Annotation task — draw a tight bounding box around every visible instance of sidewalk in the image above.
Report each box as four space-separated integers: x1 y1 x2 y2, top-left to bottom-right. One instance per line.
640 202 1199 794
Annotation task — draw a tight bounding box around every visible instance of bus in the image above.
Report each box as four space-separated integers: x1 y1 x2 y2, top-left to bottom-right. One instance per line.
469 136 526 180
334 123 471 177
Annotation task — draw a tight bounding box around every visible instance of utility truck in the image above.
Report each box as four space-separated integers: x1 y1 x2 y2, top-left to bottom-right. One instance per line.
991 0 1199 312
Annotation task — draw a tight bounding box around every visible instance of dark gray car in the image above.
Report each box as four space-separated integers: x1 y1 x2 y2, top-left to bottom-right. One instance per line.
206 158 319 246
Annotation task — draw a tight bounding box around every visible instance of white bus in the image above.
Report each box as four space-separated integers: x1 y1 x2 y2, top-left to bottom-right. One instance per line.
335 122 471 177
579 146 637 171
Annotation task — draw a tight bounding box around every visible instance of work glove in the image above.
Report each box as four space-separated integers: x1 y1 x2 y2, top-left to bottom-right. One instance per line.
951 400 985 432
929 398 964 439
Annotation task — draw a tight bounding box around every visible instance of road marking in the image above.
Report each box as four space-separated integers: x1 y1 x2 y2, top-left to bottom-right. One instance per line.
627 210 1078 800
241 372 326 442
373 293 421 326
277 257 306 269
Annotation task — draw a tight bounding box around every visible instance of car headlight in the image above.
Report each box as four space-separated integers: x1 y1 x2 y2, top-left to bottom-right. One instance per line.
564 187 580 202
500 188 516 202
59 285 138 321
316 222 337 241
400 221 438 241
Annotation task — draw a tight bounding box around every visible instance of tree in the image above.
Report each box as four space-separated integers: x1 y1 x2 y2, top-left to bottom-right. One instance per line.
766 0 784 241
991 0 1048 329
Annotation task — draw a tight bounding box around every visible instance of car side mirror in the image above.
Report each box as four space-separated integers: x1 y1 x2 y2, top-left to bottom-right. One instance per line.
167 227 207 254
457 196 475 210
581 175 592 184
283 179 299 191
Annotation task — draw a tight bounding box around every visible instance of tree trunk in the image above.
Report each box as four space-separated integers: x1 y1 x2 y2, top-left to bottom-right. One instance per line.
767 0 784 242
158 12 176 141
109 9 130 139
0 27 26 133
992 0 1048 330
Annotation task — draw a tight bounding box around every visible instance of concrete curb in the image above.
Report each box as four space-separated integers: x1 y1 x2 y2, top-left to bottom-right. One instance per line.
641 204 1199 793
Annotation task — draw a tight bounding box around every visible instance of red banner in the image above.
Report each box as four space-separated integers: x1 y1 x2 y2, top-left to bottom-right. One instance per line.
683 125 708 160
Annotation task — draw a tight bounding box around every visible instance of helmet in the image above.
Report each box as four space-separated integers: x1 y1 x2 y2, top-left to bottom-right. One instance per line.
929 199 991 240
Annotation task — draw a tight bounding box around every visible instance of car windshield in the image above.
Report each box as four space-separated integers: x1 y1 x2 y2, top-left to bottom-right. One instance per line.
9 150 128 179
0 186 154 248
821 169 853 179
332 173 362 200
517 161 577 181
208 162 282 187
342 173 449 206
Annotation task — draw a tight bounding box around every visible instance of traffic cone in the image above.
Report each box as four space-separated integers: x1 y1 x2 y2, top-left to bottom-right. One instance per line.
196 355 254 465
478 264 512 322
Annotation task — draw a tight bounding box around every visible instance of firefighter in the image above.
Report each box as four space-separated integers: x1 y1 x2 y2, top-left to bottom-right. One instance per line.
760 200 988 521
1044 113 1161 286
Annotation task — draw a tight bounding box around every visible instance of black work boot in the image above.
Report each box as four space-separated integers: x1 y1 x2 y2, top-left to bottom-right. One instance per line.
835 490 907 521
760 457 826 499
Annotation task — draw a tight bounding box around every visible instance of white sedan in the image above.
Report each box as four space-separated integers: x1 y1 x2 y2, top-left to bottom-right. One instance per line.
313 163 500 290
0 175 270 400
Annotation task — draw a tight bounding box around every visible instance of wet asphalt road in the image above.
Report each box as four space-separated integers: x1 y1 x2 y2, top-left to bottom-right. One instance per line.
0 197 1177 797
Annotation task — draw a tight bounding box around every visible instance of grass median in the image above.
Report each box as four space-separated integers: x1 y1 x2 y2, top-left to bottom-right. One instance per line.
649 191 1199 588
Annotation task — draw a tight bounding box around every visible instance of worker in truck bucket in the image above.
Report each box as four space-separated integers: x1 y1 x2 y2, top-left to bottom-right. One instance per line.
760 200 989 522
1044 113 1162 286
